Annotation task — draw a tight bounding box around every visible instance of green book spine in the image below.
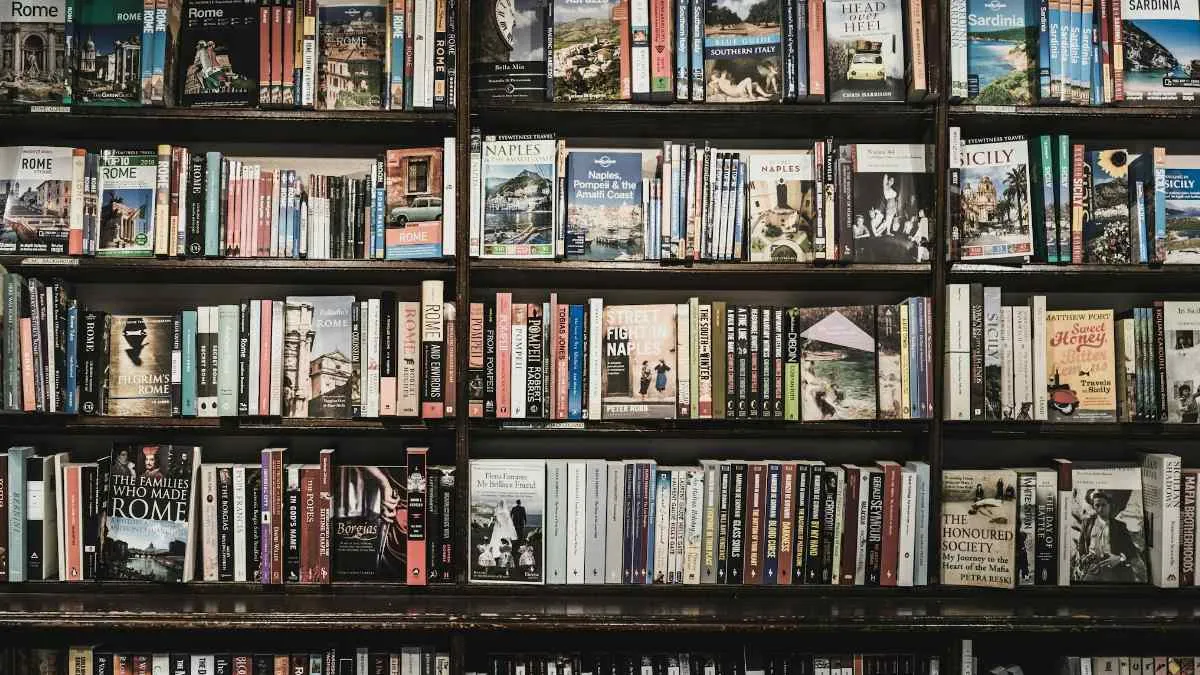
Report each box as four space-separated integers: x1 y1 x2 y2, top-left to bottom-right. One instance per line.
784 308 800 421
1055 134 1071 263
7 447 33 582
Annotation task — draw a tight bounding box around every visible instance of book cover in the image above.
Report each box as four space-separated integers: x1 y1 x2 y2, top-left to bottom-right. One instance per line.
106 315 173 416
565 150 644 260
316 0 385 109
74 0 143 104
1084 148 1132 264
1120 0 1200 101
849 143 934 263
1163 153 1200 264
97 151 156 257
177 0 259 107
480 136 555 258
104 444 200 582
958 137 1033 261
551 0 621 100
746 150 816 263
331 465 407 579
384 147 444 259
1164 301 1200 423
795 305 877 420
701 0 782 102
824 0 905 102
966 0 1037 103
1069 464 1148 583
601 303 677 419
0 146 74 254
876 303 902 419
470 0 548 100
282 295 355 419
1046 308 1117 422
0 0 68 104
469 458 545 583
940 468 1017 588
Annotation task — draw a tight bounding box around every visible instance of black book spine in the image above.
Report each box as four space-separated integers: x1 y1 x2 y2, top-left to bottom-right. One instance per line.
772 308 784 418
79 310 108 416
968 282 984 420
427 466 443 582
252 655 272 675
1154 300 1168 421
94 653 113 675
171 655 188 675
735 305 749 418
94 456 111 579
82 464 99 579
247 466 263 581
726 462 746 584
25 456 43 579
1034 472 1057 585
725 305 736 418
526 305 544 418
748 306 760 418
819 469 838 584
803 463 823 584
285 467 301 582
171 313 183 417
219 159 229 257
27 278 45 411
51 280 67 412
355 179 366 259
791 463 809 584
215 656 232 675
865 470 884 586
217 465 234 581
187 153 206 257
484 301 497 418
350 301 361 418
838 149 855 262
381 291 396 415
439 468 454 582
760 307 772 419
237 301 250 416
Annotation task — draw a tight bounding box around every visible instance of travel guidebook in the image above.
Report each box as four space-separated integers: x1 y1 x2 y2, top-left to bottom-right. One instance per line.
1121 0 1200 102
104 444 201 583
702 0 783 102
1164 154 1200 264
602 303 677 418
0 0 68 104
552 0 621 100
97 150 157 257
1083 148 1133 264
957 136 1033 261
0 146 74 254
481 137 556 258
471 0 548 101
746 150 816 263
469 459 545 584
178 0 259 107
565 150 644 260
824 0 905 102
1164 301 1200 423
332 465 407 579
849 143 934 263
385 147 445 259
795 305 877 420
282 295 355 418
1045 309 1116 423
1069 463 1148 584
965 0 1036 103
106 315 174 416
940 468 1017 588
74 0 144 105
316 0 386 110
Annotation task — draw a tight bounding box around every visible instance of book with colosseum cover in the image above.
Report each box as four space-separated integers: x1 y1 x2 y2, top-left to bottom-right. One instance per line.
176 0 260 107
564 150 644 260
551 0 621 100
74 0 146 105
955 135 1033 262
283 295 356 418
0 0 69 104
745 150 815 263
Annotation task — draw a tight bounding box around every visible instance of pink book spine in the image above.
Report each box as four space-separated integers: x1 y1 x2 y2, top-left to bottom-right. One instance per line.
405 446 428 585
20 318 34 411
495 292 512 418
259 300 273 414
555 304 570 420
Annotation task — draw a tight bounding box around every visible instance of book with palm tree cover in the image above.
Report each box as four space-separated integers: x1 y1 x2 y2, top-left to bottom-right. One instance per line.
957 135 1033 262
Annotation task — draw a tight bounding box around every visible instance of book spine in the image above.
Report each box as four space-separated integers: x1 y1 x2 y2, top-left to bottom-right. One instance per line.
0 459 7 581
526 305 544 418
444 302 457 417
284 465 301 582
763 463 781 584
1184 470 1198 587
7 452 24 582
1070 143 1084 264
496 293 512 418
1111 0 1124 100
949 0 966 98
716 462 731 583
744 463 764 584
726 463 746 584
171 312 183 417
587 299 603 421
807 0 825 98
1055 459 1072 586
1056 135 1071 261
649 0 672 100
1143 453 1182 588
201 464 218 581
568 305 584 420
483 301 496 417
407 447 428 585
1033 469 1057 585
421 281 445 419
630 0 651 100
1154 301 1168 421
819 469 837 584
674 0 688 100
318 450 332 583
697 303 712 418
865 470 883 586
777 462 795 584
677 302 691 418
969 283 984 420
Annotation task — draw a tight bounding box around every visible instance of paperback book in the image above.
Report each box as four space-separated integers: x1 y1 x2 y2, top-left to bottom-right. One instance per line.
177 0 259 107
565 150 644 260
105 315 174 416
0 146 74 254
1069 463 1148 583
74 0 145 105
601 303 678 419
940 468 1017 588
316 0 386 109
849 143 934 263
97 150 157 257
1164 301 1200 423
701 0 783 102
795 305 877 420
551 0 621 100
1163 154 1200 264
0 0 68 104
480 136 555 258
470 0 549 101
824 0 906 102
332 465 407 579
1120 0 1200 101
470 459 545 583
1083 148 1132 264
957 137 1033 261
104 444 200 582
282 295 355 418
1045 309 1116 422
385 147 445 259
965 0 1036 103
746 150 815 263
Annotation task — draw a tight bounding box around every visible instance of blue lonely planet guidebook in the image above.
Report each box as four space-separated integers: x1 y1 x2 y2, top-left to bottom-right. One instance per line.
966 0 1038 103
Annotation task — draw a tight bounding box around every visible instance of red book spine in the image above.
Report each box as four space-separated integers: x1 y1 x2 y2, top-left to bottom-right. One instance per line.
468 302 484 418
259 300 272 413
298 466 318 583
406 446 428 585
132 656 149 675
1098 0 1112 102
233 657 251 675
317 449 332 584
495 292 512 418
20 318 34 412
839 465 860 584
878 462 901 587
444 303 456 417
259 171 272 257
1071 144 1085 264
259 0 271 103
271 2 284 104
744 463 765 584
776 462 795 584
282 0 296 106
807 0 825 97
615 0 631 99
555 304 570 420
65 465 82 581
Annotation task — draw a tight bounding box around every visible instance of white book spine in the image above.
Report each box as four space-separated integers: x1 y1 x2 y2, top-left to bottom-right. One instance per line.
676 302 690 418
652 469 671 583
442 137 456 257
199 307 218 416
512 305 528 419
233 464 246 582
1142 453 1182 588
670 468 684 582
269 301 284 416
398 301 421 416
587 298 603 420
201 464 218 581
55 464 67 581
584 460 607 584
1030 295 1048 420
359 301 369 418
368 298 381 418
854 469 871 585
630 0 650 97
697 303 712 418
248 300 261 416
898 467 917 587
945 284 971 420
683 467 703 583
946 353 971 421
469 133 482 257
412 0 428 108
70 151 85 253
545 459 567 584
1012 306 1033 420
950 0 967 98
269 169 281 258
1000 306 1014 419
154 147 171 255
566 460 587 584
191 656 213 675
906 461 931 585
605 461 625 584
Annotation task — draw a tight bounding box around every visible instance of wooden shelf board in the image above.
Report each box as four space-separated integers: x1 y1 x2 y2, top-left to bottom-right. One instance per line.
1 415 453 435
942 421 1200 439
949 263 1200 292
469 419 930 438
0 256 455 284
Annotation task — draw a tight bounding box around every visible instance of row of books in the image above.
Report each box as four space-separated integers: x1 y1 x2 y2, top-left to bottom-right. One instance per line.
44 647 449 675
472 652 941 675
1 0 455 110
0 143 455 260
471 0 933 105
950 0 1200 105
465 296 934 422
943 284 1200 424
469 135 934 264
1062 656 1200 673
470 458 932 586
2 444 456 583
2 275 455 419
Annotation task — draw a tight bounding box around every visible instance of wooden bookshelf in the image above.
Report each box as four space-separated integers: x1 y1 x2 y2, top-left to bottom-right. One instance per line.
949 263 1200 292
0 257 455 285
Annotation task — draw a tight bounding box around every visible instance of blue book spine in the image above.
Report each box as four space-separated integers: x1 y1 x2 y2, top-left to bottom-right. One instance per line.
795 0 808 97
1048 0 1059 99
374 162 386 259
568 304 584 420
1154 156 1166 260
290 171 302 258
909 298 921 419
732 161 746 261
153 0 167 104
1038 0 1051 99
65 301 78 414
1091 39 1102 105
182 310 197 416
8 448 31 582
204 152 222 256
645 467 658 584
390 4 405 110
140 2 155 104
675 0 689 100
690 0 703 100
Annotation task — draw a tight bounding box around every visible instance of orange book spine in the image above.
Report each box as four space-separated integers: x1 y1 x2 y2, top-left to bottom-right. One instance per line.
20 318 34 412
468 302 484 417
444 302 456 416
807 0 825 97
495 292 512 418
65 466 83 581
1071 144 1084 264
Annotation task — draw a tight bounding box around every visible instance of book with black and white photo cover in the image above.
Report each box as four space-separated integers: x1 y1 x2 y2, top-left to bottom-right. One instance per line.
105 315 174 416
551 0 621 100
282 295 355 418
1120 0 1200 102
746 150 816 263
701 0 783 102
1083 149 1132 264
471 0 548 101
1045 309 1116 423
1163 153 1200 264
601 303 677 419
104 444 201 582
565 150 644 260
316 0 386 110
97 150 157 257
957 136 1033 262
332 464 407 579
0 0 68 104
848 144 934 263
1164 301 1200 423
940 468 1017 588
1068 463 1148 584
177 0 259 107
824 0 906 102
0 146 75 254
795 305 877 420
74 0 145 105
480 136 556 259
469 458 545 584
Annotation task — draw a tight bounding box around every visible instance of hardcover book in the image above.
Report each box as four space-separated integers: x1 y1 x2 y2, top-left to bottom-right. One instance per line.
332 465 406 579
701 0 782 102
940 468 1017 588
1083 148 1132 264
480 136 555 258
1164 301 1200 423
848 143 934 263
1069 463 1148 583
795 305 877 420
282 295 355 418
824 0 906 102
601 303 677 419
384 147 445 259
97 150 157 257
104 444 200 582
177 0 259 107
316 0 386 109
105 315 173 416
551 0 621 100
1045 309 1117 422
957 137 1033 261
74 0 144 105
0 146 74 254
0 0 68 104
1120 0 1200 101
965 0 1036 103
565 150 644 260
469 458 545 583
1163 153 1200 264
746 150 816 263
470 0 548 101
